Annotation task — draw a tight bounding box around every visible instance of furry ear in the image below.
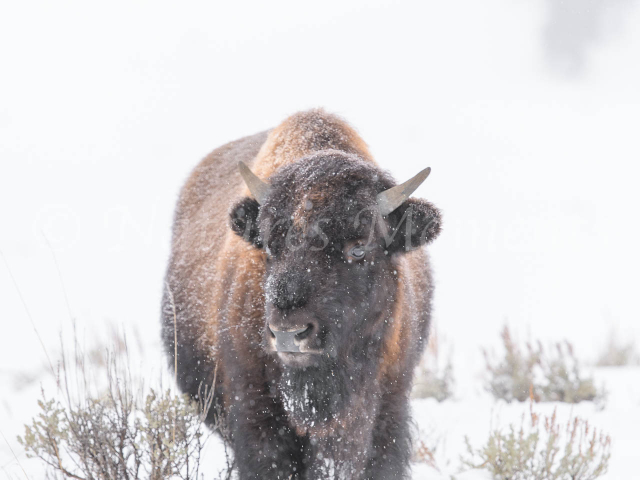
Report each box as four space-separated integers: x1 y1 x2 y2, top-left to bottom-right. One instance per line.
383 198 441 253
229 197 262 247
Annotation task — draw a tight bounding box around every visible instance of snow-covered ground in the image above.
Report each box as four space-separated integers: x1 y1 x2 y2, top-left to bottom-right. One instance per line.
410 366 640 479
1 0 639 478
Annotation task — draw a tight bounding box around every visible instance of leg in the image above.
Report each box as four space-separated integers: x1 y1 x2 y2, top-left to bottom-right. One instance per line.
363 394 412 480
227 380 308 479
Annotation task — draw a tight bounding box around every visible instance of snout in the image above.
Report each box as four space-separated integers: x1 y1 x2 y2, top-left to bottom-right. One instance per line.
267 322 318 353
272 271 311 311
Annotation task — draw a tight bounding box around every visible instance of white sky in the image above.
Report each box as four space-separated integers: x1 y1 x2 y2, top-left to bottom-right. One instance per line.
1 0 639 399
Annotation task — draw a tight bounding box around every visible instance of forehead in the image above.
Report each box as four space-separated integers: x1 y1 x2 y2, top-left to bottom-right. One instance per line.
259 152 393 242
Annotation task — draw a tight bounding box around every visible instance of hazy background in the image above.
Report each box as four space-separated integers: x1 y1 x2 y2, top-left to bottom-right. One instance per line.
1 0 639 474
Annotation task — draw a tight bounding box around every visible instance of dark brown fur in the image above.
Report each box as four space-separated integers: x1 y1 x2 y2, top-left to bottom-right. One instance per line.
162 109 441 479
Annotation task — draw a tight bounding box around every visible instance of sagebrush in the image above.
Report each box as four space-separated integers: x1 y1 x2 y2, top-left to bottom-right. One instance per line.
484 326 605 404
595 329 640 367
462 401 611 480
412 328 454 401
18 334 232 480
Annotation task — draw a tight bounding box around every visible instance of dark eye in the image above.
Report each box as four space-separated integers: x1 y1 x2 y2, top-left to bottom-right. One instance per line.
348 245 366 261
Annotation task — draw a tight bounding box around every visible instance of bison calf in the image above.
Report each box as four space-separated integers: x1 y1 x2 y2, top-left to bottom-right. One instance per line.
162 109 441 479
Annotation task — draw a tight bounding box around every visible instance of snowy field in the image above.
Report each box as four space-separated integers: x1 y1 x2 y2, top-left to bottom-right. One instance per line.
1 0 640 478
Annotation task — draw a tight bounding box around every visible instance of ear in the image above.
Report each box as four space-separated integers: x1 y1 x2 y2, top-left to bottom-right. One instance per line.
384 198 442 253
229 197 262 248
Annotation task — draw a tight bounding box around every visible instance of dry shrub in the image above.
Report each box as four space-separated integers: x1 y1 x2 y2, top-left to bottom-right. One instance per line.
462 399 611 480
484 326 605 404
595 329 640 367
412 437 439 470
411 422 441 471
412 328 454 401
17 335 232 480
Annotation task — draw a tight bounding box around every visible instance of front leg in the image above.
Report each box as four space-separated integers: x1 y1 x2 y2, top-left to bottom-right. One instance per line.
227 382 307 480
362 393 412 480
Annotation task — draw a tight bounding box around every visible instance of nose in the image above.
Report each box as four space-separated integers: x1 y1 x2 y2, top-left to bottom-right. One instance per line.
272 271 311 310
268 324 313 353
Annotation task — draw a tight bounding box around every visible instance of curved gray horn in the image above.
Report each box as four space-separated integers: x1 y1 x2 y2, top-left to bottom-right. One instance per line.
238 161 271 204
376 167 431 215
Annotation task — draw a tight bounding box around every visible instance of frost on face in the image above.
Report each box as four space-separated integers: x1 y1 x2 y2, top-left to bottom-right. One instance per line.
280 375 310 418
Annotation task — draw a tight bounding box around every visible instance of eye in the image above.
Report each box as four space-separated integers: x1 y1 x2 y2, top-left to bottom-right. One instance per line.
347 245 366 262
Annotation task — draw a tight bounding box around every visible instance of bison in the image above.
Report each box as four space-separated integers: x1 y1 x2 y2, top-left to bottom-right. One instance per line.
161 109 442 479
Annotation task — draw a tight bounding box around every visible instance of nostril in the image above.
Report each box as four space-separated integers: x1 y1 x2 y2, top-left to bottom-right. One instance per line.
294 324 314 341
268 325 276 338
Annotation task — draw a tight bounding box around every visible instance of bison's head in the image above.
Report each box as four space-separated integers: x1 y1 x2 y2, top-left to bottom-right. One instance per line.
230 151 441 368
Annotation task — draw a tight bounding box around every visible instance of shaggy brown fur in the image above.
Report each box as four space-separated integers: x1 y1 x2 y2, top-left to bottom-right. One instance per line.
162 109 441 480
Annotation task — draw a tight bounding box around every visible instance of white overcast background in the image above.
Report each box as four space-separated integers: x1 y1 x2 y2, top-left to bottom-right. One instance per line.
1 0 639 477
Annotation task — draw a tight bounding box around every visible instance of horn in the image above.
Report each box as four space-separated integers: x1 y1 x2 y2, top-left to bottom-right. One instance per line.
238 161 271 204
376 167 431 215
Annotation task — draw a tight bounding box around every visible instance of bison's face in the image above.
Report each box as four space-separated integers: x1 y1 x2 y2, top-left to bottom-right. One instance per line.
260 230 398 368
230 152 441 368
